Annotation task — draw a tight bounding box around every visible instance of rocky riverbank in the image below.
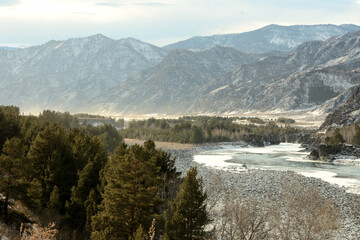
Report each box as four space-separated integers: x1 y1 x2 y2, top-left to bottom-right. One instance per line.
164 144 360 240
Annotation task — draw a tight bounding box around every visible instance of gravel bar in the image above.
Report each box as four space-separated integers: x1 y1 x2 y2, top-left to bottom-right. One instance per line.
164 144 360 240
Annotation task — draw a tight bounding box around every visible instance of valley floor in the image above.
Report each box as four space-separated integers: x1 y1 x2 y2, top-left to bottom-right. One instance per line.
163 144 360 239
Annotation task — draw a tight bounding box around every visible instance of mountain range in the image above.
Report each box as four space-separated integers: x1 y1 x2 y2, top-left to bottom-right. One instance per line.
0 24 359 116
0 35 166 113
95 30 360 115
164 24 360 53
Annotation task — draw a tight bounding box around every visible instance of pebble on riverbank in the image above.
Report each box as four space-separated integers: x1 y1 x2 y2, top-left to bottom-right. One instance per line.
166 144 360 240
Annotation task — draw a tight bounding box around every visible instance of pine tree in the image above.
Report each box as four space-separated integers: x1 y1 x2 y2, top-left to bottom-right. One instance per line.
0 137 27 223
0 106 20 152
65 134 108 230
91 143 161 240
132 224 146 240
165 167 209 240
27 124 75 209
49 185 60 210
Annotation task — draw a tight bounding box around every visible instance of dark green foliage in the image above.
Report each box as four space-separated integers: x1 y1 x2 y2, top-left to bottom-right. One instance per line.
190 126 204 144
0 106 21 152
40 110 79 130
132 224 147 240
276 117 296 124
65 132 108 230
91 144 160 239
0 137 27 223
352 124 360 147
0 106 127 238
91 141 179 240
166 167 209 240
85 124 123 152
122 116 300 144
246 117 265 124
19 115 49 145
49 186 61 210
27 124 76 209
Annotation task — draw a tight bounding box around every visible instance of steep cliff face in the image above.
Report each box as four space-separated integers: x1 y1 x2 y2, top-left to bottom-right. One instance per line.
321 85 360 129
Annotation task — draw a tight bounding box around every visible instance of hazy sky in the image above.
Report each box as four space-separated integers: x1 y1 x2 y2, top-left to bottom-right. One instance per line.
1 0 360 47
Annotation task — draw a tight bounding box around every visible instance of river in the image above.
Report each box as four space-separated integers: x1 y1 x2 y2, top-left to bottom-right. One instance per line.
194 143 360 194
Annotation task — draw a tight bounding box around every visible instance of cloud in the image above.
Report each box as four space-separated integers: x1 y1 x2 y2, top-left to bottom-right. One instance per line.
94 2 125 8
95 1 171 8
0 0 20 6
133 2 171 7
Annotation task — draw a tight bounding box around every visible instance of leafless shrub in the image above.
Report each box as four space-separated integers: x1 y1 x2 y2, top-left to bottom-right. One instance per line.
149 218 156 240
20 222 57 240
217 195 272 240
270 178 340 240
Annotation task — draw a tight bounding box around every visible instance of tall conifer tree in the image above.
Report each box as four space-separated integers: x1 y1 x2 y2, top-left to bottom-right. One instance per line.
91 143 161 240
165 167 209 240
0 137 27 223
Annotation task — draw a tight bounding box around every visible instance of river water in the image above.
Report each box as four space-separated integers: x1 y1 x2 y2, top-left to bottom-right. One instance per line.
194 143 360 194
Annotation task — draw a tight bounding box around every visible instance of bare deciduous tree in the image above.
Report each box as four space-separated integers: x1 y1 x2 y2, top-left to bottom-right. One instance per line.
271 178 339 240
20 222 58 240
218 195 271 240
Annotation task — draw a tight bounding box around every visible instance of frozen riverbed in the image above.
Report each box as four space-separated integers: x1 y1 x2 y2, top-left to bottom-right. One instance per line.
194 143 360 194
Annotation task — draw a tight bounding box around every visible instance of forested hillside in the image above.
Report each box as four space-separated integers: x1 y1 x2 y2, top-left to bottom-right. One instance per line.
0 106 212 239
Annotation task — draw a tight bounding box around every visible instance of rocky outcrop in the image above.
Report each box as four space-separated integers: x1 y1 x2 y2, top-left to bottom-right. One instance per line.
321 85 360 129
308 143 360 161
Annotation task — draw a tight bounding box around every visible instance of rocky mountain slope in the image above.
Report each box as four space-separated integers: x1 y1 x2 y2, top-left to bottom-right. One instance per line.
91 46 256 114
320 84 360 129
164 24 360 53
1 25 359 115
0 35 167 113
99 31 360 115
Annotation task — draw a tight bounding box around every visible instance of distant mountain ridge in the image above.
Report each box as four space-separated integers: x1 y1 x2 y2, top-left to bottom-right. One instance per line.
0 46 18 51
0 34 167 113
97 30 360 115
91 46 257 114
0 24 360 115
163 24 360 53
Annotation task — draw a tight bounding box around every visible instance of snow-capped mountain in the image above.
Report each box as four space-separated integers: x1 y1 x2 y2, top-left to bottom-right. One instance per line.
91 46 256 114
0 34 167 113
1 25 359 116
164 24 360 53
99 30 360 115
190 31 360 113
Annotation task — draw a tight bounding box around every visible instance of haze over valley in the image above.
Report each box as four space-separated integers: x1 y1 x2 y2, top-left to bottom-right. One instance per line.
1 24 360 118
1 0 360 239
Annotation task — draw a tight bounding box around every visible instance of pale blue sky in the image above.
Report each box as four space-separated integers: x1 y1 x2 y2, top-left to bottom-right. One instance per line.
0 0 359 47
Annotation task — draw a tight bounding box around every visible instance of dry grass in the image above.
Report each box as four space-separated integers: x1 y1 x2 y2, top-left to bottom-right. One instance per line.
20 223 57 240
0 222 20 240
